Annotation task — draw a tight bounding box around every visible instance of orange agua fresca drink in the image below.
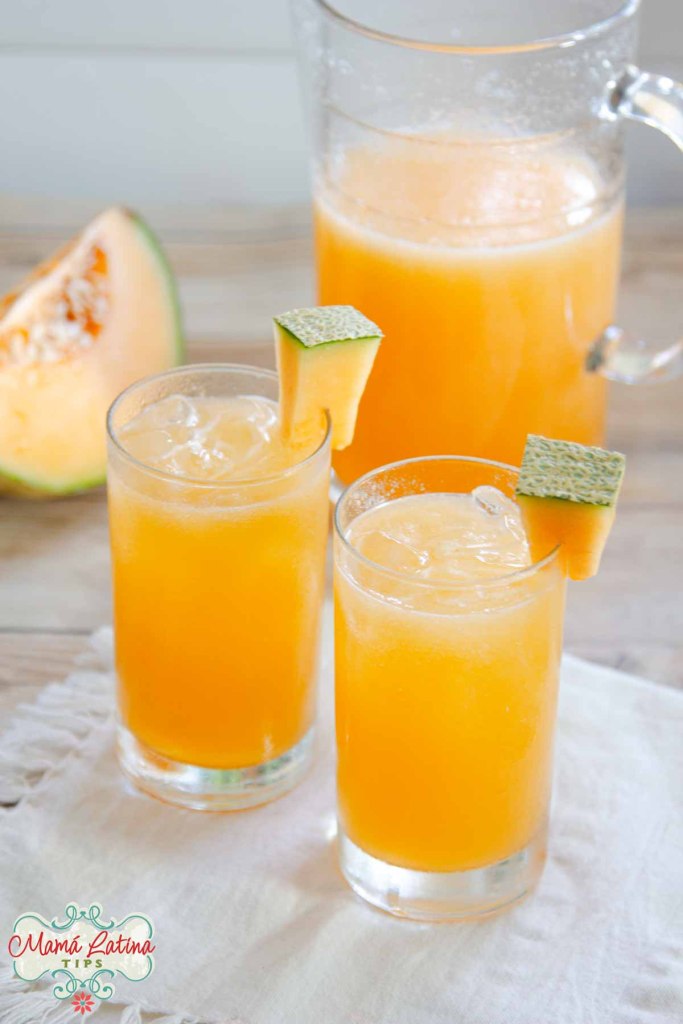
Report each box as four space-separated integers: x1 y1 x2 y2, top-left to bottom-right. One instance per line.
107 365 330 810
316 138 622 482
334 456 565 919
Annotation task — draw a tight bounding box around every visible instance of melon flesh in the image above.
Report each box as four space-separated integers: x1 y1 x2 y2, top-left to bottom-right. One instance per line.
0 207 183 495
273 305 382 450
516 434 625 581
517 495 617 580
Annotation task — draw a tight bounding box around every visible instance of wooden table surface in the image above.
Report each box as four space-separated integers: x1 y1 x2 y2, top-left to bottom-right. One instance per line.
1 201 682 724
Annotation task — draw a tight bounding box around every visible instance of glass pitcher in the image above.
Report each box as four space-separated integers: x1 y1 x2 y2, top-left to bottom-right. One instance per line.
293 0 683 483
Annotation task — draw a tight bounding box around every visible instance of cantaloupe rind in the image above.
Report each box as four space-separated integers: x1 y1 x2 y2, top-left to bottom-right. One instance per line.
274 305 382 450
130 211 183 365
274 305 382 349
516 434 625 581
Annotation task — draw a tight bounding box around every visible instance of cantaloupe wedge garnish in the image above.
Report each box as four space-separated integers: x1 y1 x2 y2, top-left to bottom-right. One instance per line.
516 434 625 581
0 207 183 496
273 305 382 449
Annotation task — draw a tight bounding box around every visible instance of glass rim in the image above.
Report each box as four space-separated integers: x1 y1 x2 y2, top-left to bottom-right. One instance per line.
313 0 639 55
334 454 561 591
106 363 332 489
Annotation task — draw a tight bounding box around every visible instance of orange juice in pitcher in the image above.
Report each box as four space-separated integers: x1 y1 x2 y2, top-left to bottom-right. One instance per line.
317 138 622 481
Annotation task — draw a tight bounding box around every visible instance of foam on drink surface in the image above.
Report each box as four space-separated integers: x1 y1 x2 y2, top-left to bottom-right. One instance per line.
347 488 531 582
118 394 317 482
319 136 611 248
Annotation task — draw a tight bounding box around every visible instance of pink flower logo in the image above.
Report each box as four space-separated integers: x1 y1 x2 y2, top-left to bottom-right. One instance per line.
71 992 95 1015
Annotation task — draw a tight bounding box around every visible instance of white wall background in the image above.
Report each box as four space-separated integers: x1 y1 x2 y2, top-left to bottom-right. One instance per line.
0 0 681 208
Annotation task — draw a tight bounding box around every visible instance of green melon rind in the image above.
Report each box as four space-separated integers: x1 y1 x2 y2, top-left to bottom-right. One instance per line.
0 463 106 498
129 209 185 366
0 211 185 497
516 434 625 507
273 305 382 349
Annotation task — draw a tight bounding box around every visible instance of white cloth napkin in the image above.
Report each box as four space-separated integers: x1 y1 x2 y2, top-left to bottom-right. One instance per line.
1 604 682 1024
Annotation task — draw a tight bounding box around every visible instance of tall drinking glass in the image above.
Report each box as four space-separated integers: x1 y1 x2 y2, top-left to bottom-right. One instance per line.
294 0 683 483
107 365 331 810
334 457 565 919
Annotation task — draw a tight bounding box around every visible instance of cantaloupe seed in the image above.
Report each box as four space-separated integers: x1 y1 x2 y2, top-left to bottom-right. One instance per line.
0 244 108 368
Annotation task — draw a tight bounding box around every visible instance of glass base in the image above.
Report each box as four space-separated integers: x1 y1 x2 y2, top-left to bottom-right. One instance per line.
338 825 547 921
117 725 314 811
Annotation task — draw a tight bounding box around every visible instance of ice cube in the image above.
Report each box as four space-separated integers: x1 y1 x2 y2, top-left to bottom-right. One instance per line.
119 394 288 482
123 428 178 467
472 484 509 516
503 510 530 551
120 395 200 439
359 529 429 574
155 394 200 428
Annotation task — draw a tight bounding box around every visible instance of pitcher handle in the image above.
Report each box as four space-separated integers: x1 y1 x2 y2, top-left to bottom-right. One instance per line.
587 66 683 384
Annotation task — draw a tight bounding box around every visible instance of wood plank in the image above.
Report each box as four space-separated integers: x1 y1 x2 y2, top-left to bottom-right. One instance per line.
0 198 312 239
1 490 111 631
0 633 90 727
0 632 90 686
0 200 680 244
566 641 683 689
171 240 314 344
565 507 683 647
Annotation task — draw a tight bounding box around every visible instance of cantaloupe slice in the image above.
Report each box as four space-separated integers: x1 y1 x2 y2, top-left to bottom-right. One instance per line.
0 207 183 496
516 434 625 581
273 305 382 449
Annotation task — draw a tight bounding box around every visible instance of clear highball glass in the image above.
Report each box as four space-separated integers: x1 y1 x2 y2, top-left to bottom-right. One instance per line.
107 365 331 810
334 456 566 920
